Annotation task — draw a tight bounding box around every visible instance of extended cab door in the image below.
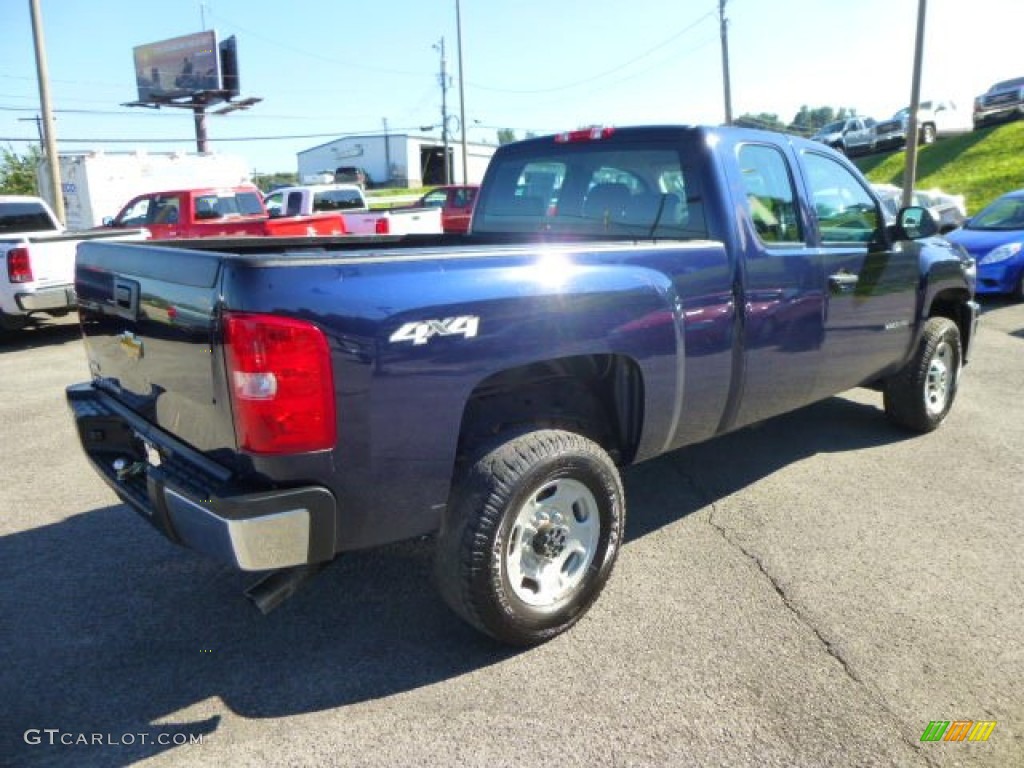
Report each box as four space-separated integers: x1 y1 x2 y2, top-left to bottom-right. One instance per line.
796 148 917 396
725 140 826 430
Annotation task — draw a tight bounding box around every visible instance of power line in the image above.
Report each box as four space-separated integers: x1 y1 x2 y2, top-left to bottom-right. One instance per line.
0 125 464 144
465 10 717 95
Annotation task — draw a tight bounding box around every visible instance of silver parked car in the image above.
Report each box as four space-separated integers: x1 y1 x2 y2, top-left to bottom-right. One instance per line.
811 117 878 156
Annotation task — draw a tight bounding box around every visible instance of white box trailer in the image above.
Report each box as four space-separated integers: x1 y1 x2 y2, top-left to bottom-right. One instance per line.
37 151 253 230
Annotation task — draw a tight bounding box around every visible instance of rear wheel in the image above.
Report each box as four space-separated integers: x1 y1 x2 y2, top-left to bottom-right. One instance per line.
434 429 624 645
0 311 30 333
883 317 961 432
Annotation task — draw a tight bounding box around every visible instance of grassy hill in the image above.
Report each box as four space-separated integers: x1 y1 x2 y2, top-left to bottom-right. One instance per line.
853 120 1024 214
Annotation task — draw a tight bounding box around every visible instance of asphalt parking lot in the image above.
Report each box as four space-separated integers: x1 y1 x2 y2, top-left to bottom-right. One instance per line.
2 302 1022 768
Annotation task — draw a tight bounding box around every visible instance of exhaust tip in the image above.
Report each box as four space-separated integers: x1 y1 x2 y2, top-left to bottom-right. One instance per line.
244 562 329 615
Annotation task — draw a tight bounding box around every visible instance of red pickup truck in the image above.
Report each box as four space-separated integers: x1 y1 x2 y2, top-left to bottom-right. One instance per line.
414 184 478 233
106 186 346 239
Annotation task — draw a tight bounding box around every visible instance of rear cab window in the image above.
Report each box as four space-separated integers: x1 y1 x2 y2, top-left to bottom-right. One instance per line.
473 136 707 239
312 189 365 212
0 201 58 234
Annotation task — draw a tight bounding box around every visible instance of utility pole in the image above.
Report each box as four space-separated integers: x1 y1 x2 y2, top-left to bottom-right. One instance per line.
719 0 733 125
383 117 392 185
28 0 65 223
456 0 468 185
436 37 451 185
903 0 927 208
193 97 209 153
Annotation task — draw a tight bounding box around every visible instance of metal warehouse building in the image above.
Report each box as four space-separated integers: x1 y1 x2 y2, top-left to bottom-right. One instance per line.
297 133 496 188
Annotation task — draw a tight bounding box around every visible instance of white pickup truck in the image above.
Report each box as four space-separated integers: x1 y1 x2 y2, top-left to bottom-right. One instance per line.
262 184 443 235
0 195 147 333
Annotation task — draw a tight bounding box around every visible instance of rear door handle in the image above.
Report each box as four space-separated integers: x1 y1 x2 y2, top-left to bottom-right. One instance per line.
828 273 859 293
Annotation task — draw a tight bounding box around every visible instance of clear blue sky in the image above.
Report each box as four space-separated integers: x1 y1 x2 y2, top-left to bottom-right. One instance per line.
1 0 1020 173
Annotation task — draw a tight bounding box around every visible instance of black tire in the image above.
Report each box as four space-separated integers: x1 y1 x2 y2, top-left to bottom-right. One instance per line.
920 123 937 145
434 429 625 645
0 311 29 333
883 317 961 432
1013 273 1024 303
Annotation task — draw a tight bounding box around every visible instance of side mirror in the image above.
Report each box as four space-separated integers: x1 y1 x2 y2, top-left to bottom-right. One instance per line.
101 216 114 227
894 205 940 240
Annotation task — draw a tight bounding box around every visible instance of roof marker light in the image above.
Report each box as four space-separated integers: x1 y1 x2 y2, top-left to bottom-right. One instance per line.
554 127 616 143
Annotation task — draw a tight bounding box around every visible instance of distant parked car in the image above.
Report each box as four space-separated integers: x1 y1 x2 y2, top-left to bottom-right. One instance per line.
333 166 370 189
414 185 479 233
811 117 877 155
973 76 1024 129
872 184 967 233
944 189 1024 300
873 100 972 150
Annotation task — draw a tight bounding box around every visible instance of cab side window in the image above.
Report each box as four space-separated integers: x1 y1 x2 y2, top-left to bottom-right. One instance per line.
264 192 283 217
802 152 881 244
117 198 152 227
422 190 447 208
737 144 802 244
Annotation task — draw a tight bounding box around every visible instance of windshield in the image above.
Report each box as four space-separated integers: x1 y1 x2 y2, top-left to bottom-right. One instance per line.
473 142 706 239
819 120 845 134
968 196 1024 231
0 201 58 234
992 77 1024 91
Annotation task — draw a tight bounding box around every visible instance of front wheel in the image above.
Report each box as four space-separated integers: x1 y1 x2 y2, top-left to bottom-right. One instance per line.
883 317 962 432
434 429 625 645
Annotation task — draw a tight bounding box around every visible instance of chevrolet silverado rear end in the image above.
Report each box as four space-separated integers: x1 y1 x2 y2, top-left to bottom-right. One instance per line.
67 125 976 645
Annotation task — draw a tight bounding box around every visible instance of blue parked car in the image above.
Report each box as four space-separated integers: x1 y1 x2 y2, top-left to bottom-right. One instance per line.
946 189 1024 300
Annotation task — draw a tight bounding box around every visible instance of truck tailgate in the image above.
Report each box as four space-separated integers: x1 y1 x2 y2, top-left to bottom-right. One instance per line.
75 240 235 454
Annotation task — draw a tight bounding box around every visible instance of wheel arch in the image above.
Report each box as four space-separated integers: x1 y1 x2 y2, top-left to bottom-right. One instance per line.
455 353 645 469
928 287 974 362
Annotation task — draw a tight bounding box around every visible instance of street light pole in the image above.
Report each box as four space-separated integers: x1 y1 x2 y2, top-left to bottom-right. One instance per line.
28 0 65 223
456 0 468 184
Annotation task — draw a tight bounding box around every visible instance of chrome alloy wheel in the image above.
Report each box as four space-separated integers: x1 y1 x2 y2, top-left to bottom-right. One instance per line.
504 477 600 607
924 340 954 416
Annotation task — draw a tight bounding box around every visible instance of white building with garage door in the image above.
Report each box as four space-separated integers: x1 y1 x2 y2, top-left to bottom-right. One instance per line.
297 133 496 188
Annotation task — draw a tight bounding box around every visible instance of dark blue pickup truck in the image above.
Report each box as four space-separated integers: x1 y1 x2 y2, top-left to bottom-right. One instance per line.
67 126 978 645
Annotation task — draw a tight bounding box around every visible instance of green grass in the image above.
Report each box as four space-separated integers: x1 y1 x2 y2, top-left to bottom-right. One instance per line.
853 121 1024 214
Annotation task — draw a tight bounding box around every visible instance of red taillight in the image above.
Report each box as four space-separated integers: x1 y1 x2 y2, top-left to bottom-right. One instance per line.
554 127 615 143
375 217 390 235
223 312 336 454
7 247 33 283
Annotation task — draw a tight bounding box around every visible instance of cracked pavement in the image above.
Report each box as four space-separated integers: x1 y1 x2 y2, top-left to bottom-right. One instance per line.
3 303 1023 767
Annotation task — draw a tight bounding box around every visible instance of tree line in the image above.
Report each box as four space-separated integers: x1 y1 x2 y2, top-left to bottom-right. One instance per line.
733 105 860 136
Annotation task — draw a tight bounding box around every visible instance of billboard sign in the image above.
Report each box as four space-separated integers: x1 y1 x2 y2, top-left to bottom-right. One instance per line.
133 30 221 102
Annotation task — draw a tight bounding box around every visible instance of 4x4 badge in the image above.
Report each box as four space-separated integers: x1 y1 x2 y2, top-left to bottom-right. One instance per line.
389 316 480 346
